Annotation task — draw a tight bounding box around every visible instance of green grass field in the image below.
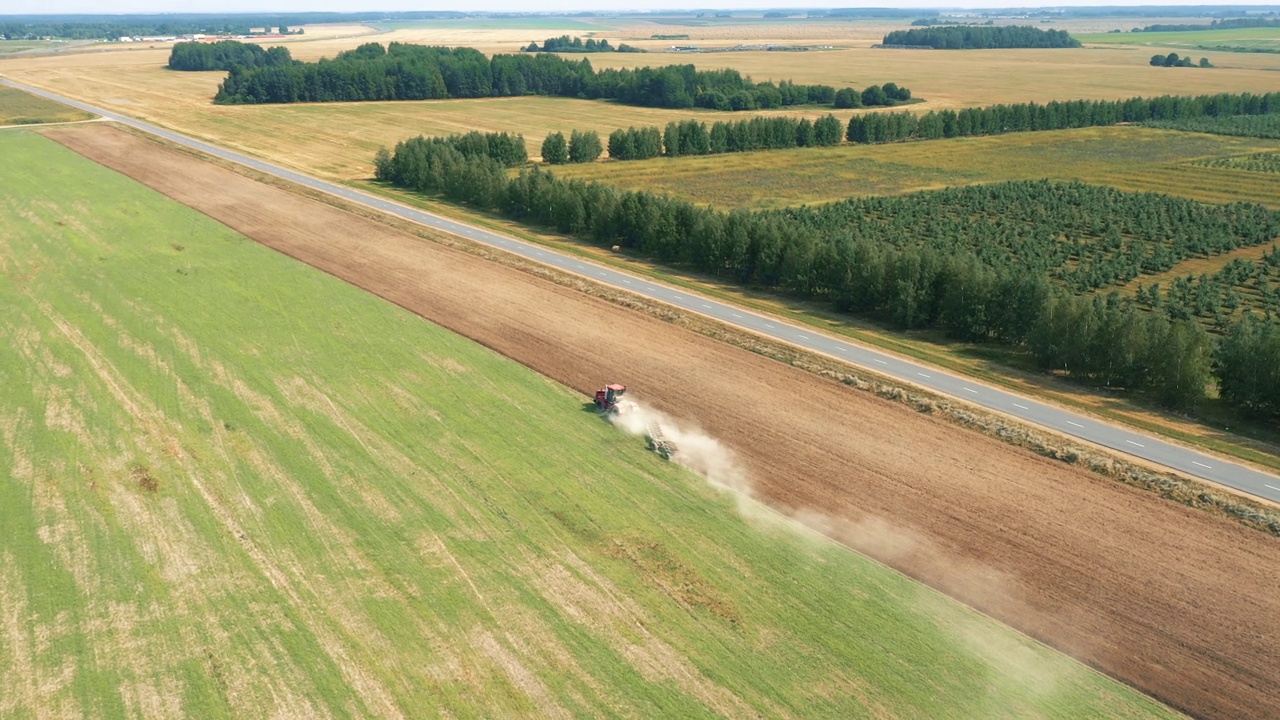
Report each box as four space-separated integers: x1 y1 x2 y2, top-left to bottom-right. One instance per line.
0 86 95 125
551 125 1280 210
0 40 49 54
1077 27 1280 52
0 129 1178 718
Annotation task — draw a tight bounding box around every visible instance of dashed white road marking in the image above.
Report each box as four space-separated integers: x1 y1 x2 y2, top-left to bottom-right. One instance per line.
962 387 978 394
1067 421 1084 428
731 313 743 319
702 304 713 309
1193 461 1213 469
917 372 931 379
764 323 775 329
1012 403 1029 410
798 334 810 340
1267 484 1280 492
1126 440 1145 448
873 359 887 365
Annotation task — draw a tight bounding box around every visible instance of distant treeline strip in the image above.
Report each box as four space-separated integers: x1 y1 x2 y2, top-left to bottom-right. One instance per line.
522 35 643 53
845 91 1280 144
881 25 1081 49
168 41 295 71
2 16 289 40
1137 17 1280 32
210 41 910 110
373 136 1280 417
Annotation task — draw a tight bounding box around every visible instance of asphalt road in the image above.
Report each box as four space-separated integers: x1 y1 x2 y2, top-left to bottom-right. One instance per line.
7 77 1280 503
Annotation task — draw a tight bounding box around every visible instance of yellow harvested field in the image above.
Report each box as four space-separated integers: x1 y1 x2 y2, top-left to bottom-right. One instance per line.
4 35 1280 183
583 45 1280 109
0 49 849 178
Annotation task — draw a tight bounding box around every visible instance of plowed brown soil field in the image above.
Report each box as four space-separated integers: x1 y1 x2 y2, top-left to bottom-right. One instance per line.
46 124 1280 720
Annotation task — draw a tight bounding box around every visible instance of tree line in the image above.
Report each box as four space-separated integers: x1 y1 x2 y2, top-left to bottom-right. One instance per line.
373 136 1280 416
602 115 843 160
168 41 294 71
1150 52 1211 67
881 25 1081 49
522 36 643 53
1137 17 1280 32
211 41 909 111
844 90 1280 145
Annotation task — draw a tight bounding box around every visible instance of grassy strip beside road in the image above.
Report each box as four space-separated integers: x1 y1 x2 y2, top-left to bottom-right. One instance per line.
2 128 1178 717
0 86 94 125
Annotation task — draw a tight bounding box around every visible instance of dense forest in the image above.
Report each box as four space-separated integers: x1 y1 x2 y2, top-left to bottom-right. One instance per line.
881 25 1081 49
373 136 1280 417
522 36 643 53
167 41 294 71
844 90 1280 144
212 41 906 110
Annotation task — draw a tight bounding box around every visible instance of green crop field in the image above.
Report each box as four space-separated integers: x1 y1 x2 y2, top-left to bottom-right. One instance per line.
551 125 1280 210
0 129 1178 717
0 86 95 125
1077 27 1280 52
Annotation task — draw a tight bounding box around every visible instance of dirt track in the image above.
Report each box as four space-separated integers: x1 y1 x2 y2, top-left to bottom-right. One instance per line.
46 124 1280 720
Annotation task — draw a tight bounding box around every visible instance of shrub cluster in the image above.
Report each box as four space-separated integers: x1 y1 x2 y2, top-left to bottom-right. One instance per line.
1150 52 1210 67
375 139 1280 414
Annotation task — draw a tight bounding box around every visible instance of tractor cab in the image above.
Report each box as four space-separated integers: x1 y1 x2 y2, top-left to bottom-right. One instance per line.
594 383 627 413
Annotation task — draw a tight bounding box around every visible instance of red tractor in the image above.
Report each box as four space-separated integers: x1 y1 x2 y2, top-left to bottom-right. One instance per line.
594 383 628 413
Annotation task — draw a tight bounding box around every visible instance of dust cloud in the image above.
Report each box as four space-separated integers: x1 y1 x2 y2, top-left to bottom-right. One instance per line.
607 400 1080 701
606 398 751 498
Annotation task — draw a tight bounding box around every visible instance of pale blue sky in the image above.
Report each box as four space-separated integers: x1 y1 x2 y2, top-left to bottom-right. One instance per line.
4 0 1265 15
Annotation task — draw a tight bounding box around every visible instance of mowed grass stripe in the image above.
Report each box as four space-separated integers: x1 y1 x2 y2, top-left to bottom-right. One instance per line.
0 130 1176 718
